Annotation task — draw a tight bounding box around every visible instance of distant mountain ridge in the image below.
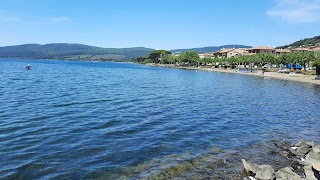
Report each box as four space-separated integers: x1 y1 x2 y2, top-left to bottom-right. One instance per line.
277 35 320 49
170 45 252 54
0 43 154 60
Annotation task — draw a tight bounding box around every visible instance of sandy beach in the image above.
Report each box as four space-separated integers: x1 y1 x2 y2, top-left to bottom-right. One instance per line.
207 68 320 85
148 64 320 85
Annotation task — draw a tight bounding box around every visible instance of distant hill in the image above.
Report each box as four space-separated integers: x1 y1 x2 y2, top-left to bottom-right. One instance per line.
277 35 320 49
170 45 252 54
0 43 154 61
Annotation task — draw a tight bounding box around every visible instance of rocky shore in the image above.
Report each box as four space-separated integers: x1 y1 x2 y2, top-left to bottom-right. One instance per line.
119 140 320 179
242 140 320 180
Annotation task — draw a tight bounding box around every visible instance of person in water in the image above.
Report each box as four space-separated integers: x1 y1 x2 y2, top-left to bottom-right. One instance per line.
26 64 31 70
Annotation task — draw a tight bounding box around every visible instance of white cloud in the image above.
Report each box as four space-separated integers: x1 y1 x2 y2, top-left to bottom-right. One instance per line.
0 13 71 24
0 16 22 22
267 0 320 23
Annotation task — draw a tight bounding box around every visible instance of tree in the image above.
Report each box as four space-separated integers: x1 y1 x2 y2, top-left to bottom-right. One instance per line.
148 50 172 63
180 51 199 65
160 53 174 64
314 53 320 76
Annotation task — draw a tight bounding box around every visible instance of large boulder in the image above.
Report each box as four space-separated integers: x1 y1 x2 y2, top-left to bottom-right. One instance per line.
297 146 311 157
255 165 275 180
304 165 318 180
312 163 320 179
305 151 320 165
275 167 301 180
289 147 305 157
295 141 314 149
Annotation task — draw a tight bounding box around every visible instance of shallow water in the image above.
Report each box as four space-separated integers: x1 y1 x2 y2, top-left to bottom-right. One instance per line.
0 59 320 179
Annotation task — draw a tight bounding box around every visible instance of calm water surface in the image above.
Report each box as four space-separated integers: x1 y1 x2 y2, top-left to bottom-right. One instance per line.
0 59 320 179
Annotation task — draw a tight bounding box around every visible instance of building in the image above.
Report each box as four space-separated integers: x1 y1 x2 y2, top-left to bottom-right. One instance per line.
275 49 291 56
212 48 248 58
224 49 248 58
291 47 312 52
247 46 275 55
199 52 215 59
312 47 320 53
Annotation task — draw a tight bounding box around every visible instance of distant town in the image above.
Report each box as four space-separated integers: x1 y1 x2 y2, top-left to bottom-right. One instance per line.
180 46 320 59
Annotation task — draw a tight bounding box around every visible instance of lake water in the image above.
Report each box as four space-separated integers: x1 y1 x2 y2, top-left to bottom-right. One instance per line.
1 59 320 179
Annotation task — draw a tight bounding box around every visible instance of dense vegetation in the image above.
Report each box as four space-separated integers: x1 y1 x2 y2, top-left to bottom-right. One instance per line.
170 45 251 54
278 35 320 49
136 50 320 75
0 43 154 60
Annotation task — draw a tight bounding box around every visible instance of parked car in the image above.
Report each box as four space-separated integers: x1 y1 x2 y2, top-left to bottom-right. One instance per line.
287 63 302 70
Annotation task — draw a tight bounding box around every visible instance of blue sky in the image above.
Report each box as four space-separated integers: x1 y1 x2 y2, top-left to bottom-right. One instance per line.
0 0 320 49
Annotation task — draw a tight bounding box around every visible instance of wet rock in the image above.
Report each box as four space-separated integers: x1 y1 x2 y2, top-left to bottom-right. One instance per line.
255 165 275 180
275 167 301 180
274 142 291 151
289 147 305 157
242 159 259 175
291 159 306 176
205 158 227 170
279 150 290 159
207 147 222 154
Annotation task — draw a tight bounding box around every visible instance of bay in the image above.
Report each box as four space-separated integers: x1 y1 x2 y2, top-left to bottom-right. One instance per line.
0 59 320 179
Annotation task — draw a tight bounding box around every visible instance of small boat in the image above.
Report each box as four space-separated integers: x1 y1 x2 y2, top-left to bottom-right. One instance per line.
25 64 32 70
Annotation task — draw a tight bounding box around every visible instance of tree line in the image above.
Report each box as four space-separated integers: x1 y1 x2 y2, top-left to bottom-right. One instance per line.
135 50 320 74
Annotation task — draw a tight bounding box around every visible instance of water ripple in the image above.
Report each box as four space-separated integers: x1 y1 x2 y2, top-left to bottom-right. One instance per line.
0 59 320 179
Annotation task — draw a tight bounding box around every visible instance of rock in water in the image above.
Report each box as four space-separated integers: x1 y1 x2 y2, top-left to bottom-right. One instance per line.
255 165 275 180
275 167 301 180
242 159 259 175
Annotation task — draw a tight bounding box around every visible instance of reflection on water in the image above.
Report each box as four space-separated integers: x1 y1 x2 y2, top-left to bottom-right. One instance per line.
0 59 319 179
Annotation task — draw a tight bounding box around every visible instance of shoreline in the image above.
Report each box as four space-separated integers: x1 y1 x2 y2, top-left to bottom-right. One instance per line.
146 63 320 85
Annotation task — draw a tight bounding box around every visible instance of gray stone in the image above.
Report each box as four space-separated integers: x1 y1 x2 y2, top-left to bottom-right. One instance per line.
312 146 320 154
297 146 311 157
304 165 318 180
296 141 315 148
305 151 320 165
279 151 290 158
255 165 275 180
289 147 305 157
274 142 291 150
312 163 320 179
275 167 301 180
242 159 259 175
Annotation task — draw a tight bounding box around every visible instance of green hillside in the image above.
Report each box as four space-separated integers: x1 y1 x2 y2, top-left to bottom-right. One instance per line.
170 45 251 54
0 43 154 61
278 35 320 49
